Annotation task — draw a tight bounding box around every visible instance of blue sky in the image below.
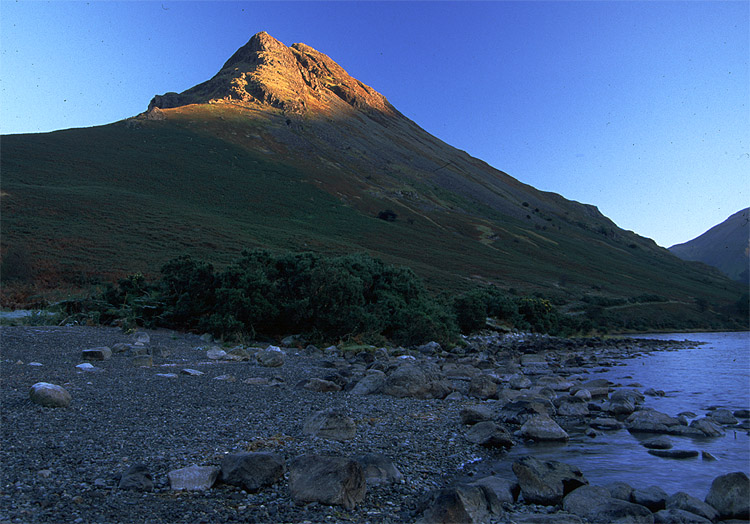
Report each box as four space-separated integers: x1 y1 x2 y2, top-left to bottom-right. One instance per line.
1 1 748 248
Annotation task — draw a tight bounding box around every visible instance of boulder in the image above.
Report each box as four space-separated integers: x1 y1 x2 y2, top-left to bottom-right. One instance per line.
206 347 227 360
512 456 588 506
382 363 449 399
610 389 645 405
181 368 205 376
653 508 712 524
468 374 497 399
632 485 668 512
563 485 654 523
519 414 569 441
465 421 514 449
350 370 385 395
118 464 153 491
29 382 71 408
470 475 519 506
81 346 112 361
416 484 496 524
256 347 284 367
460 405 495 425
355 453 403 486
626 409 683 434
665 492 718 522
288 455 366 510
303 409 356 441
499 397 556 425
556 396 590 416
168 464 220 491
219 452 284 492
688 418 725 437
607 481 634 501
708 408 738 425
705 471 749 520
604 398 636 416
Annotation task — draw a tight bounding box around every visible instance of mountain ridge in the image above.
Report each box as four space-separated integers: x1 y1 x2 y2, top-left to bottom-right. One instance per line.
670 208 749 284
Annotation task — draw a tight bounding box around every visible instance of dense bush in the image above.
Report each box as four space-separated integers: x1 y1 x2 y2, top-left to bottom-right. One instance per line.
65 250 599 344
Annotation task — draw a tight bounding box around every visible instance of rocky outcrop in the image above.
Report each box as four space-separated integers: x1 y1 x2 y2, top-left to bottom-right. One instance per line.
148 32 398 119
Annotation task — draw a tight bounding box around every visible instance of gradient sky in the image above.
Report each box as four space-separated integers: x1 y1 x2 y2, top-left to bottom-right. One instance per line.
1 1 748 248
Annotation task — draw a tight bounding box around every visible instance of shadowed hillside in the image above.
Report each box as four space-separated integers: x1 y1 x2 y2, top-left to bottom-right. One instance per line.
1 32 744 329
670 208 750 284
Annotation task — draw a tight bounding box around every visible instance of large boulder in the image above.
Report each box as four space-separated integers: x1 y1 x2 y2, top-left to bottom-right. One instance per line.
29 382 71 408
416 484 497 524
519 414 569 441
563 485 654 523
303 409 356 441
512 456 587 506
288 455 366 509
704 471 749 520
220 452 284 492
708 408 738 425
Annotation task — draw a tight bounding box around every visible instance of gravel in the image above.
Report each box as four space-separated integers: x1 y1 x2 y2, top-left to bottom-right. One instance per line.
0 326 505 523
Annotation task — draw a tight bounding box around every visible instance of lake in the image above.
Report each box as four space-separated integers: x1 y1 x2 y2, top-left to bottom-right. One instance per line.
483 332 750 499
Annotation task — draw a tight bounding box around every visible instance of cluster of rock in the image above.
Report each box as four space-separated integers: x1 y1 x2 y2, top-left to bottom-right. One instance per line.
416 458 749 524
24 329 750 523
117 445 400 511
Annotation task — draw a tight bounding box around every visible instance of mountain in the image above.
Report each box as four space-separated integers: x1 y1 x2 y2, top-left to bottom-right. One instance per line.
670 208 750 284
1 32 745 328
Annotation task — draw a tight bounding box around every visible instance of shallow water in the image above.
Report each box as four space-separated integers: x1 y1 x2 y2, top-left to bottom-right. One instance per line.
484 332 750 499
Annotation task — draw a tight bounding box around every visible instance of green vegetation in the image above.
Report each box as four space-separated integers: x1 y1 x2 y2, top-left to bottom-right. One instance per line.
1 111 746 336
57 250 598 345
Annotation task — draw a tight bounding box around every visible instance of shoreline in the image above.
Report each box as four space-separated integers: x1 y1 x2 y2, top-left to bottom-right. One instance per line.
1 325 747 523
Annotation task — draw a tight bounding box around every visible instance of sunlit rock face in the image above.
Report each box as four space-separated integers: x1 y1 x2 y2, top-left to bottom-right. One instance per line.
148 31 397 118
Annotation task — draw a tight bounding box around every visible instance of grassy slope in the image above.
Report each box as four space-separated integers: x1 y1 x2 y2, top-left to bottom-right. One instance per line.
1 113 744 329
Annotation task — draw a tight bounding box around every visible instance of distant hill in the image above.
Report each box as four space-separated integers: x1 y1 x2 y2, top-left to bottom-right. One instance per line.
1 32 745 329
670 208 750 284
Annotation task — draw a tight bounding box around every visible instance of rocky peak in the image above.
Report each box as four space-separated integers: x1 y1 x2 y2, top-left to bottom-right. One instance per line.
148 31 396 118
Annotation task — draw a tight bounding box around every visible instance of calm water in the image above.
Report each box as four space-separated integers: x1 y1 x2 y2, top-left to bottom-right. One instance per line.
481 332 750 499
